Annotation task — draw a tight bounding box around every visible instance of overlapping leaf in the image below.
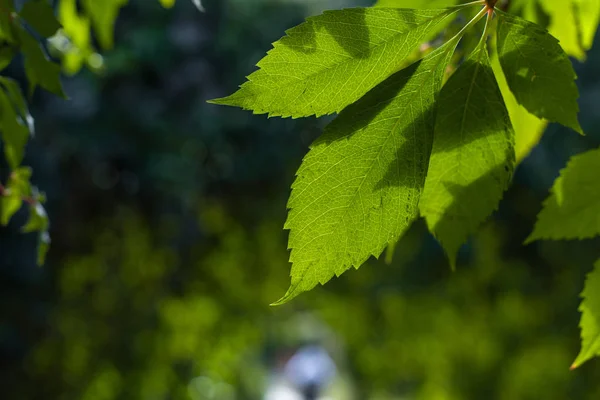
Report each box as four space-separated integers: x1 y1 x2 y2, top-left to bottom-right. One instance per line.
210 8 459 118
527 147 600 242
276 40 458 304
490 51 547 163
419 39 515 267
572 260 600 369
496 11 582 134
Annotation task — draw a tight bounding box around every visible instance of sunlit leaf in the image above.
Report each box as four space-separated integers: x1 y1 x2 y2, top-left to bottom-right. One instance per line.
420 38 515 268
527 147 600 242
82 0 128 49
572 260 600 369
496 11 582 134
276 40 458 304
210 8 459 118
490 48 547 163
0 167 32 226
0 83 31 168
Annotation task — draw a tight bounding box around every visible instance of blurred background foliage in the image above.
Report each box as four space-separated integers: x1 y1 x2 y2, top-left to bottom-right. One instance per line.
1 0 600 399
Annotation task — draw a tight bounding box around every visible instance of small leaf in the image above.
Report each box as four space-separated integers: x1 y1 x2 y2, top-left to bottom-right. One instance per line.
539 1 583 59
0 85 31 168
210 8 458 118
576 0 600 52
58 0 93 75
1 195 21 226
572 260 600 369
22 201 49 233
526 147 600 243
0 76 35 133
17 25 65 97
275 39 458 304
159 0 176 7
36 230 50 265
496 11 582 134
420 39 516 268
82 0 128 49
0 45 16 71
19 0 61 38
0 167 33 226
0 1 15 42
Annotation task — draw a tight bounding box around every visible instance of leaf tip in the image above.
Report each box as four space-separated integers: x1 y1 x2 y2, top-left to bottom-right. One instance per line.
570 362 579 371
523 234 536 245
270 286 299 306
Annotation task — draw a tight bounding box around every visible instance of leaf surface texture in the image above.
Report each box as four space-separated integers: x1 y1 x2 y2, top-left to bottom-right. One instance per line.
211 8 457 118
420 40 515 267
277 41 457 303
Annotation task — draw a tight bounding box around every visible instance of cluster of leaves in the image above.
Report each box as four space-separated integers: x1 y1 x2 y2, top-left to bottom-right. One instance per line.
0 0 202 264
526 148 600 369
211 0 600 367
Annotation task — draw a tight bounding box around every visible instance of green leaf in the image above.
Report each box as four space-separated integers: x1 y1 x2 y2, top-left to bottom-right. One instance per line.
526 147 600 243
0 45 16 71
22 191 50 266
210 8 458 118
576 0 600 52
22 202 49 233
0 76 34 131
0 167 32 226
17 25 65 97
82 0 128 49
159 0 176 7
0 0 15 42
274 39 458 304
0 81 31 169
496 11 582 134
490 49 547 163
0 194 21 226
572 259 600 369
19 0 61 38
58 0 93 75
419 39 515 268
540 1 583 59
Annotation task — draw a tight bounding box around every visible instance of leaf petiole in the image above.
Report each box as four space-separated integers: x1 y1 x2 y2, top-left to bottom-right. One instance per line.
449 0 486 9
446 6 488 45
479 6 495 46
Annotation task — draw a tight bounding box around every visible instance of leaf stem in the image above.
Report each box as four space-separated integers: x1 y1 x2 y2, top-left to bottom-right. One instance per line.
447 6 488 44
478 6 494 47
450 0 486 9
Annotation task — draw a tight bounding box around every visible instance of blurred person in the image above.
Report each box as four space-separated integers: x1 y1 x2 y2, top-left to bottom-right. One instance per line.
265 344 337 400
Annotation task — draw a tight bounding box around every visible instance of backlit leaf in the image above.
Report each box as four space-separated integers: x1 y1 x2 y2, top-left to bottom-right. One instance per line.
275 39 458 304
496 11 582 134
0 167 32 226
490 48 547 163
419 38 515 268
82 0 128 49
572 260 600 369
210 8 458 118
527 147 600 242
0 82 30 168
